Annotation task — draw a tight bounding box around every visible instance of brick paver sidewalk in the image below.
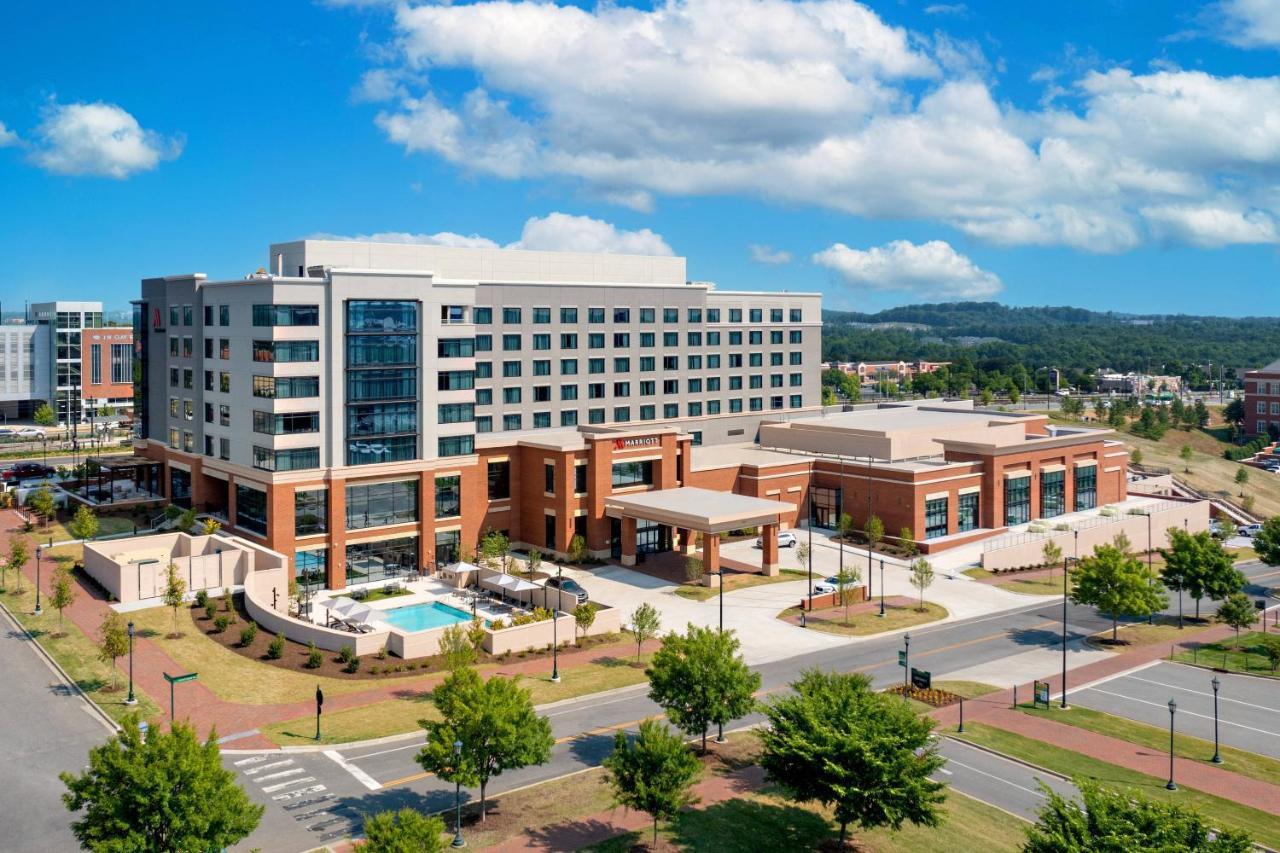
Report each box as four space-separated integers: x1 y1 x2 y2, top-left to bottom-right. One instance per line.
928 622 1280 815
1 510 657 749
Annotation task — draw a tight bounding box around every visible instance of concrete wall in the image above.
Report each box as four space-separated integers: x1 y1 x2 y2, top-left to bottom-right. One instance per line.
242 561 390 656
982 499 1210 571
82 531 269 604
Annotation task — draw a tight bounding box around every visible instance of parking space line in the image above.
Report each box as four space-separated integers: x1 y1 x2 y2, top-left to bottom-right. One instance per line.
1124 675 1280 714
1082 687 1280 738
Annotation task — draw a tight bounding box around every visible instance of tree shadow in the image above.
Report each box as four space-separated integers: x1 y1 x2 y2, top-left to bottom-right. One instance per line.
389 687 434 702
525 817 634 851
669 798 832 853
569 731 622 766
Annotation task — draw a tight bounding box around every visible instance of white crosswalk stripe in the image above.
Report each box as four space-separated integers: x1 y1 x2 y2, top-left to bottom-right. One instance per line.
262 776 316 793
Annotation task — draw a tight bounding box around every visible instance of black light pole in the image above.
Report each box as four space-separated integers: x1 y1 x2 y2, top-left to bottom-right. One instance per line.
1061 555 1074 709
805 460 813 627
125 620 137 705
866 456 872 594
716 564 726 744
878 558 885 617
1178 518 1187 628
452 739 466 848
551 566 561 684
315 685 323 741
1166 698 1178 790
1211 677 1222 764
903 632 911 688
839 455 845 583
34 547 43 615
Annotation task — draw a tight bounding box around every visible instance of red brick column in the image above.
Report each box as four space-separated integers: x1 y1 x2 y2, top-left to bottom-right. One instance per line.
761 522 780 576
620 516 637 566
326 478 346 590
704 533 720 583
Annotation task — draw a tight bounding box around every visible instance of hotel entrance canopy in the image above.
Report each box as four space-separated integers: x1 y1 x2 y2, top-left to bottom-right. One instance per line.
604 487 788 575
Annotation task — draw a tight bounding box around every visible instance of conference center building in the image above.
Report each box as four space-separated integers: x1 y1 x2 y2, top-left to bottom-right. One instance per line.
131 239 1128 593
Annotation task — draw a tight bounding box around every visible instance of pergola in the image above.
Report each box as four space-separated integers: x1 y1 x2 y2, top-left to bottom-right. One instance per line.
82 458 164 505
604 486 788 581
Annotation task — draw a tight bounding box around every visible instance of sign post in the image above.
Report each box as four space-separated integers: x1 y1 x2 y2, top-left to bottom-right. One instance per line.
910 668 931 690
163 671 198 722
1033 680 1050 709
316 685 324 741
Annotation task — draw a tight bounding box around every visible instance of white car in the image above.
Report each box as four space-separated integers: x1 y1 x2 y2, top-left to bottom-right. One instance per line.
812 575 843 594
1238 523 1263 537
15 427 43 438
754 531 798 548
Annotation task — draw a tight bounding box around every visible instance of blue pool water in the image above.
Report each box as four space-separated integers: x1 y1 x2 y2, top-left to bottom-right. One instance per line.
380 600 474 632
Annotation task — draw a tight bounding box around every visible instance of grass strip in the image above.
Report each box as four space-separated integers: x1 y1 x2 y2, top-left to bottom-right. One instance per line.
1171 631 1280 679
673 569 807 601
779 601 947 637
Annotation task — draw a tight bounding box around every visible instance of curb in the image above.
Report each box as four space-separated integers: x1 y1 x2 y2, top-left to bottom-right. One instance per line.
1164 657 1280 683
944 733 1071 782
0 595 119 734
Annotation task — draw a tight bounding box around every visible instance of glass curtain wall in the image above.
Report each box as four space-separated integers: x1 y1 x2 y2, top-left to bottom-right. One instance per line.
346 537 418 585
345 301 419 465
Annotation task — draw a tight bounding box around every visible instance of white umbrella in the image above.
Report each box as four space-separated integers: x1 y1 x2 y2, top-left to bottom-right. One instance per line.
328 597 360 617
346 603 374 625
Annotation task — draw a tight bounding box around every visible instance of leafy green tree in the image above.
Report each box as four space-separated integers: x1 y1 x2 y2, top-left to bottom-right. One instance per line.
837 511 855 542
97 610 129 692
68 504 99 541
61 717 263 851
1258 635 1280 673
603 719 702 846
627 602 661 660
795 540 810 572
163 561 187 638
50 565 76 635
835 565 862 624
415 667 553 821
1235 466 1250 496
478 528 510 570
33 403 55 426
1129 447 1143 466
1042 540 1063 578
821 385 838 406
646 623 760 753
3 532 29 592
1224 398 1246 429
573 602 596 641
27 484 55 527
864 514 884 554
909 557 935 612
1160 527 1245 620
526 547 541 577
1072 542 1167 641
567 534 588 565
1024 778 1252 852
438 623 477 671
178 506 198 533
359 808 446 853
1179 444 1193 472
899 526 918 558
758 669 945 845
1251 516 1280 566
1216 593 1256 649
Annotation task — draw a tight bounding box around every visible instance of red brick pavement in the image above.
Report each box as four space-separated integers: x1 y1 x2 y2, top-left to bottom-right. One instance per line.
928 620 1280 815
1 510 656 748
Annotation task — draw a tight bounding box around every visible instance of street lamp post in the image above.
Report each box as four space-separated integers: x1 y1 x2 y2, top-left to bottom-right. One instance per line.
903 632 911 689
1211 677 1222 764
839 455 845 584
878 558 885 617
716 565 726 744
1167 699 1178 790
34 547 43 615
1061 556 1074 709
805 460 813 627
866 456 873 596
452 739 466 847
551 567 562 684
125 620 137 705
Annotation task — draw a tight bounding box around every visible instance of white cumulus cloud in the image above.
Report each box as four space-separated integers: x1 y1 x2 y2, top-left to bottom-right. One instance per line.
29 101 182 178
1218 0 1280 48
314 213 673 256
0 122 18 147
1141 204 1278 247
749 244 792 264
812 239 1002 299
348 0 1280 253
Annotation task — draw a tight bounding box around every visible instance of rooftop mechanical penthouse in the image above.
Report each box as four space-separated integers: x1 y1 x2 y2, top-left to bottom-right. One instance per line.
132 239 823 591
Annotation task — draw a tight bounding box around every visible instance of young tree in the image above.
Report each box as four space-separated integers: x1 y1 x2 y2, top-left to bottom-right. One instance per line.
1042 540 1063 580
1130 447 1144 466
163 561 187 638
1235 466 1250 496
1179 444 1194 472
603 719 702 846
758 669 946 845
627 602 661 661
359 808 446 853
1162 527 1246 620
567 533 588 565
97 610 129 692
61 718 262 851
1251 516 1280 566
864 514 884 554
478 528 510 570
646 623 760 753
1259 635 1280 674
68 504 99 541
415 667 553 821
898 526 918 559
1024 779 1252 853
909 557 935 612
1072 542 1168 641
834 566 862 625
33 403 55 426
50 565 76 635
795 540 810 573
526 547 542 578
1216 593 1256 649
27 484 55 528
4 532 29 592
837 512 855 543
438 622 477 671
177 506 198 533
573 602 596 642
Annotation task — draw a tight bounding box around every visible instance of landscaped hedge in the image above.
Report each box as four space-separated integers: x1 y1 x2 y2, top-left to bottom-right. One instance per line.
1225 435 1271 461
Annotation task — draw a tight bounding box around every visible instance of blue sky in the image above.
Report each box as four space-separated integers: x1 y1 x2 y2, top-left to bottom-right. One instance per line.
2 0 1279 315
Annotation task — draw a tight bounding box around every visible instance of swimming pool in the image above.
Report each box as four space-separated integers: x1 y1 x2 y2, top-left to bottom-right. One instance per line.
379 600 474 632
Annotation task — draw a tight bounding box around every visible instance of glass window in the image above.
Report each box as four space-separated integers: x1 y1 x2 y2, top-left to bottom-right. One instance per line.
640 307 655 323
533 411 551 428
253 411 320 435
589 408 605 424
346 436 416 465
611 460 654 488
688 308 702 323
346 537 417 585
488 460 511 500
502 361 522 378
750 308 763 322
253 340 319 362
474 307 493 324
475 334 492 352
503 387 522 404
533 334 551 351
561 410 578 427
707 308 720 323
476 416 492 433
253 446 320 471
435 531 460 567
349 369 417 399
1041 469 1065 518
296 549 326 591
790 308 802 322
589 333 605 349
561 358 578 375
588 307 605 324
235 484 268 535
562 384 579 400
533 307 551 324
560 307 578 323
349 334 416 366
503 334 521 351
613 308 630 323
435 475 461 518
503 413 522 431
348 300 418 332
1074 465 1097 511
347 401 417 436
346 480 418 530
771 308 783 323
438 403 474 424
295 489 327 536
729 308 742 322
438 338 475 358
219 305 230 326
436 370 473 391
958 492 979 532
663 307 678 323
545 463 556 494
438 435 474 456
253 304 319 326
502 307 522 324
925 497 948 539
1004 475 1031 525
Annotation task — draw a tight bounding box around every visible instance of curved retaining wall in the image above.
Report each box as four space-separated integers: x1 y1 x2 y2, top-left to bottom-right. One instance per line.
243 570 391 656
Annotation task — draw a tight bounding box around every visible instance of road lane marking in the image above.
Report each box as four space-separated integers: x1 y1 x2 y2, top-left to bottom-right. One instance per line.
1082 687 1280 738
244 759 295 775
233 754 269 766
1123 675 1280 714
943 756 1049 799
272 785 326 801
254 768 306 783
325 749 382 791
262 776 317 793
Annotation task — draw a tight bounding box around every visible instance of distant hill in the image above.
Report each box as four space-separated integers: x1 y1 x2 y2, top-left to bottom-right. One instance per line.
822 302 1280 378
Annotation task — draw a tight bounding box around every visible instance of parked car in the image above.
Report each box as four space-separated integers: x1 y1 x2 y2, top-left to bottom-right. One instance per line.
1 462 55 482
15 427 44 438
1237 523 1263 537
754 531 798 549
812 576 843 594
545 575 589 604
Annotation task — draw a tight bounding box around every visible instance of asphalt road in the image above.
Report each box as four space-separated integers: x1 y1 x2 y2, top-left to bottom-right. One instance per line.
0 603 117 853
1072 661 1280 759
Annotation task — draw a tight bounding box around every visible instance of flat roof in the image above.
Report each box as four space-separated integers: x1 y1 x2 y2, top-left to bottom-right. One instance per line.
788 406 1001 434
690 443 812 471
605 487 787 532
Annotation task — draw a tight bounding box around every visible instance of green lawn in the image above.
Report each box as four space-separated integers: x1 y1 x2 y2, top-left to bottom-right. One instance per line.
781 602 947 637
1016 704 1279 787
0 581 162 726
1171 631 1279 678
673 569 806 602
932 681 1002 700
42 513 138 544
953 722 1280 850
995 574 1069 596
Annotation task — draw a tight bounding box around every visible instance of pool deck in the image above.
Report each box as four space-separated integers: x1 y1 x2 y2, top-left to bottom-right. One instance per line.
309 579 512 633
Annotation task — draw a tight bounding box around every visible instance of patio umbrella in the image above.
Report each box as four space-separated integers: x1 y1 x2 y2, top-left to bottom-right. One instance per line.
328 597 360 619
346 603 375 625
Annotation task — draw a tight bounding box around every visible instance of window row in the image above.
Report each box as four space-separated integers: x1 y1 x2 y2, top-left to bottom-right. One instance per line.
473 306 804 325
477 355 802 379
475 396 804 432
477 379 805 403
253 304 319 326
477 330 803 351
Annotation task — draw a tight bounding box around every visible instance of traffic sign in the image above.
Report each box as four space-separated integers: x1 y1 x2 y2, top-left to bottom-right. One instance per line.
897 650 907 668
164 672 198 684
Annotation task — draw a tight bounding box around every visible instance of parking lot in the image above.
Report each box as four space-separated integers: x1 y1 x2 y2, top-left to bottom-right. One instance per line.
1072 661 1280 758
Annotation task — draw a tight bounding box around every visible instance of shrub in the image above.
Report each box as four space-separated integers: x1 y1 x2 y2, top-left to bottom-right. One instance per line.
213 615 231 633
222 587 233 610
344 656 360 674
490 618 507 630
306 643 322 669
267 634 285 659
376 648 387 660
369 665 380 675
339 644 356 665
203 602 217 621
195 590 209 609
239 623 258 647
532 607 553 622
683 555 704 583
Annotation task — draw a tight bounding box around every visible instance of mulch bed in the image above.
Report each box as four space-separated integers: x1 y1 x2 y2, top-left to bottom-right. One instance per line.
191 595 624 680
884 684 963 707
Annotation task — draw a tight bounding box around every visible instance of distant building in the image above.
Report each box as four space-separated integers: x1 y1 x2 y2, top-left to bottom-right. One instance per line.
1243 360 1280 437
1096 372 1182 397
823 360 950 386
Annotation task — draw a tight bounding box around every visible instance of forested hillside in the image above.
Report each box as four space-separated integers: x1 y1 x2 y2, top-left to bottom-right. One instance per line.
822 303 1280 384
